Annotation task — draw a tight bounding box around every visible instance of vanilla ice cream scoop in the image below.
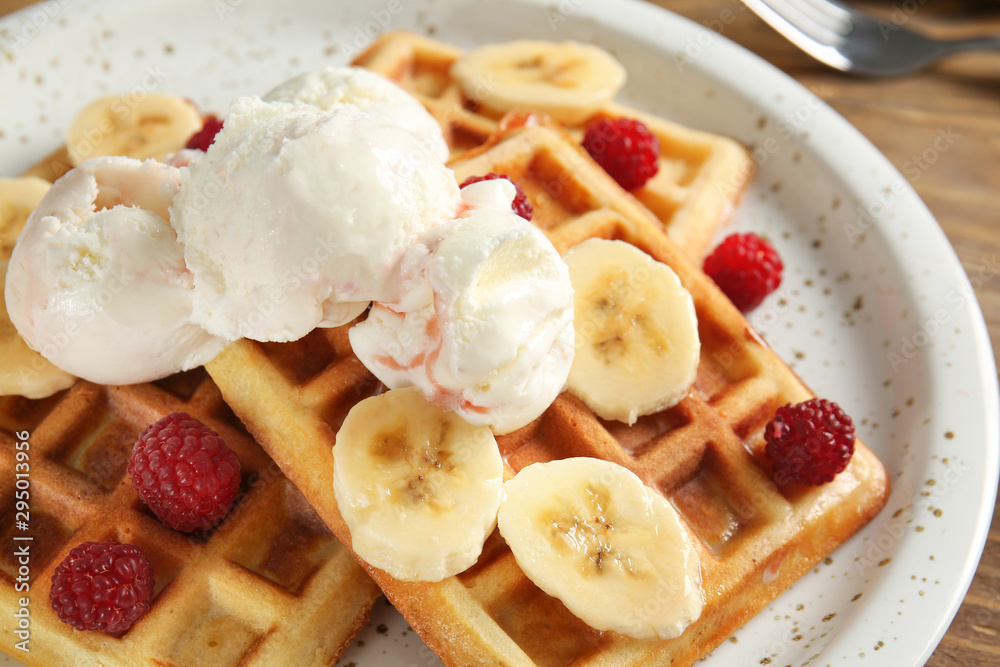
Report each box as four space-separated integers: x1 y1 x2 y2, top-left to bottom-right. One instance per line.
4 157 227 385
349 179 575 434
172 96 462 343
263 66 449 162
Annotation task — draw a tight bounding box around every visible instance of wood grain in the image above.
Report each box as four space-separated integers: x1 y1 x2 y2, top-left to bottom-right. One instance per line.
0 0 996 664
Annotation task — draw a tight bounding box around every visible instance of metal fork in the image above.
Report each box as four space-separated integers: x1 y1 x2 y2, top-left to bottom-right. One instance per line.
741 0 1000 76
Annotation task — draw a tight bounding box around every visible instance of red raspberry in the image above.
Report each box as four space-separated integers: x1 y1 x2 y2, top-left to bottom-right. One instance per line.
184 114 224 151
128 412 241 533
581 117 660 191
49 540 154 634
703 232 783 312
764 398 856 486
460 172 533 221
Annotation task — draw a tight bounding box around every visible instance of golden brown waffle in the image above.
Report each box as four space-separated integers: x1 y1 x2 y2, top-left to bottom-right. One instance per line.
206 123 890 666
19 146 73 184
354 30 755 260
0 368 379 666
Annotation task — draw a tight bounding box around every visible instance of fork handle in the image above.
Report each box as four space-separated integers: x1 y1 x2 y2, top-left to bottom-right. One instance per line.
938 35 1000 57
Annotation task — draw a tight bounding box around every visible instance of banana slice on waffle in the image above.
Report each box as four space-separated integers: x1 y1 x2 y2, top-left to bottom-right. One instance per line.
564 238 700 424
498 457 704 640
451 40 626 125
0 178 75 398
333 387 504 582
66 93 202 165
0 259 75 398
0 176 50 261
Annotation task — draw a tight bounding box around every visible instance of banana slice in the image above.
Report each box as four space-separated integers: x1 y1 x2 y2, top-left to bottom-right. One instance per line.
498 457 703 640
66 93 202 165
0 177 51 261
564 238 699 424
333 387 504 582
0 260 75 399
451 40 626 126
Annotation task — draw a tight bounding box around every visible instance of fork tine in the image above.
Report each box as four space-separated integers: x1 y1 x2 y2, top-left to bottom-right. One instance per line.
745 0 971 76
797 0 853 34
753 0 845 46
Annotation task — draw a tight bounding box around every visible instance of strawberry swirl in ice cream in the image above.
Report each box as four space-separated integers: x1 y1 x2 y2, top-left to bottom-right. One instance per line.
349 179 575 435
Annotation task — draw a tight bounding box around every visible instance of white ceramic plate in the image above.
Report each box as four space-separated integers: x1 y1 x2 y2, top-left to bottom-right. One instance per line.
1 1 996 666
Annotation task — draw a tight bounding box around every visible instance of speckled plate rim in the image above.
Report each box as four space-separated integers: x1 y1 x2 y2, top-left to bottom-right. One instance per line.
0 1 996 666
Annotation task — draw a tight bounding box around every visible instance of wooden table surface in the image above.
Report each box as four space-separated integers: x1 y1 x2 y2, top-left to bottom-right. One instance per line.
1 0 997 664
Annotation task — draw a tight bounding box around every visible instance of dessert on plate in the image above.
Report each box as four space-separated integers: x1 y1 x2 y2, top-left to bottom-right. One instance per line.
1 30 889 667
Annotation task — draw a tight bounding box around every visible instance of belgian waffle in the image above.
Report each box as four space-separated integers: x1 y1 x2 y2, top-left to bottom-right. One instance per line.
0 370 379 667
353 30 755 260
0 155 379 667
207 123 890 666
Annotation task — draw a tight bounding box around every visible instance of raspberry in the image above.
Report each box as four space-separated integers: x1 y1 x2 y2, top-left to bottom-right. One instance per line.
128 412 241 533
459 173 533 221
49 540 154 634
764 399 856 486
581 117 660 191
703 232 783 312
184 115 224 151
